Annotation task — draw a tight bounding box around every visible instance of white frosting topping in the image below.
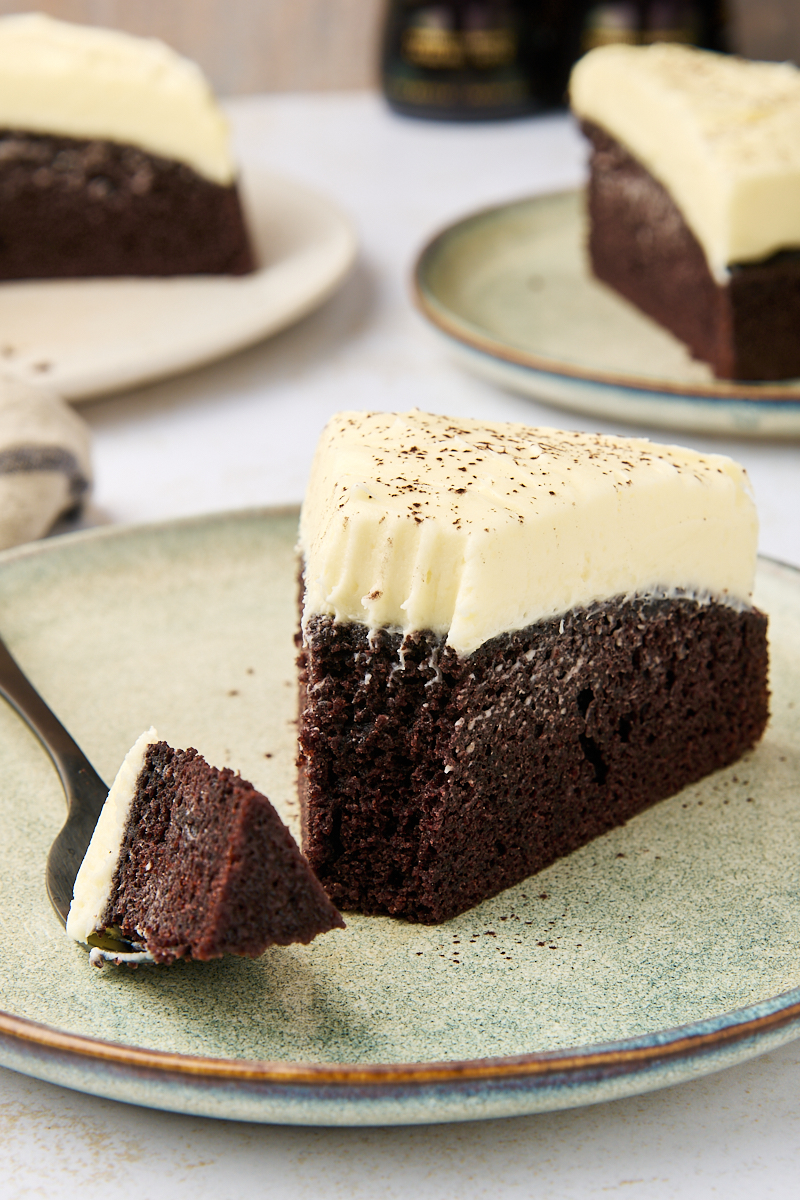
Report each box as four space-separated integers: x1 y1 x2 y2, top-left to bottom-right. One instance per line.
299 411 758 658
0 14 234 185
66 728 159 944
570 43 800 277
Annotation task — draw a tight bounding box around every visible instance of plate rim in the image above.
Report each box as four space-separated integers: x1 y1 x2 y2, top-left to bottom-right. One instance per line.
413 190 800 408
0 511 799 1102
2 984 800 1089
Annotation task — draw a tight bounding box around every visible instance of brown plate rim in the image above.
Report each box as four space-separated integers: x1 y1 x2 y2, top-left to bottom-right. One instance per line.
2 989 800 1088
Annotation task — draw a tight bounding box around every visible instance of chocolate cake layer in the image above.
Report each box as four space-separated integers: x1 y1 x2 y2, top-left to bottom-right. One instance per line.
583 121 800 382
105 742 343 964
0 130 254 279
298 597 769 923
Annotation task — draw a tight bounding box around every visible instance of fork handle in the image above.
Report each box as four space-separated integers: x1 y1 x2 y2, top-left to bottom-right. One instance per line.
0 635 108 923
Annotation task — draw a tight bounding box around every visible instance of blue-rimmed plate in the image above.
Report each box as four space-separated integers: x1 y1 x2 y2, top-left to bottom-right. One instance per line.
0 510 798 1125
414 191 800 438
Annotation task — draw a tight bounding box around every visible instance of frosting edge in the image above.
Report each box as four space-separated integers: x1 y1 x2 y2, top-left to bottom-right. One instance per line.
0 14 235 185
66 727 160 944
299 410 758 657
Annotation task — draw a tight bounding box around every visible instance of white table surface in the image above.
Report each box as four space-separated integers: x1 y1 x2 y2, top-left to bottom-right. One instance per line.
3 92 800 1199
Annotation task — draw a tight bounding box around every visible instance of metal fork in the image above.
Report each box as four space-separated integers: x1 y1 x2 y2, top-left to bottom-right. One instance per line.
0 632 133 954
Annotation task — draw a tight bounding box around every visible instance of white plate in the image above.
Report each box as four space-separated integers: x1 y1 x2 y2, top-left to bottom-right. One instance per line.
0 169 357 401
415 191 800 438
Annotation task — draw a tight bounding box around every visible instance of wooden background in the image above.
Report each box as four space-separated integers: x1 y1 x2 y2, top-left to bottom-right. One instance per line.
0 0 387 94
0 0 796 95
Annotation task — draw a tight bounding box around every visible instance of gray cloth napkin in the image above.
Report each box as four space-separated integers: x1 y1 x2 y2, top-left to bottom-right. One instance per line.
0 379 92 551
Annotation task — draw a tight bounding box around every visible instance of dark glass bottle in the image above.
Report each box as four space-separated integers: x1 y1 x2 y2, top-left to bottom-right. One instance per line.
579 1 728 54
381 1 727 122
381 0 549 120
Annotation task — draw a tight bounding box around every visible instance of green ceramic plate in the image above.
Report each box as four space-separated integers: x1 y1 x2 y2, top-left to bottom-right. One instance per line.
0 509 799 1126
414 191 800 438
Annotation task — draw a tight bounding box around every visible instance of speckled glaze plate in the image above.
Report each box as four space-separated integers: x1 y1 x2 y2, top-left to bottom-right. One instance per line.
0 168 356 402
1 510 800 1127
415 191 800 438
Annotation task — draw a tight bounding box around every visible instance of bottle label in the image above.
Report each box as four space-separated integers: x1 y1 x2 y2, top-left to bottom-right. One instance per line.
401 26 518 71
386 76 528 110
582 2 700 51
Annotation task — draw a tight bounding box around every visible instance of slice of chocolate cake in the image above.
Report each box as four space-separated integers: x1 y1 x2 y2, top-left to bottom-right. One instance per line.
67 730 344 965
297 410 769 924
570 44 800 381
0 14 254 279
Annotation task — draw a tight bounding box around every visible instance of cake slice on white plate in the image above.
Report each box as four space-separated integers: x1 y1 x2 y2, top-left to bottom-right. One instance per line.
0 13 254 279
